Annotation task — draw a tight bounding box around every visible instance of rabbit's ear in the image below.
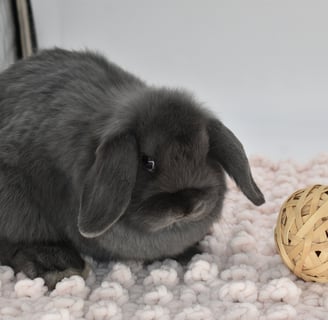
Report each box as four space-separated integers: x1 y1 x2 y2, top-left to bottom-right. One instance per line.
207 119 265 206
78 133 138 238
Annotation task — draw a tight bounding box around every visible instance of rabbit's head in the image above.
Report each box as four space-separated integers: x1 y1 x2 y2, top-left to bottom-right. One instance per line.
78 89 264 238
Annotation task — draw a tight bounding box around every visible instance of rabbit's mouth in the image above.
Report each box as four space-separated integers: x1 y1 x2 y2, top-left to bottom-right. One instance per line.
125 190 218 233
142 212 204 233
142 201 215 232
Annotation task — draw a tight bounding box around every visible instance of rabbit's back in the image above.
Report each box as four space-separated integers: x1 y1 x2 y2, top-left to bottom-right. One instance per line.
0 49 144 243
0 49 143 125
0 49 144 175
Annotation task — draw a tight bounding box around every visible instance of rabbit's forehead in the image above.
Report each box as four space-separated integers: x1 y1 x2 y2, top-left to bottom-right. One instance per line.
136 95 209 157
168 127 209 157
141 124 209 159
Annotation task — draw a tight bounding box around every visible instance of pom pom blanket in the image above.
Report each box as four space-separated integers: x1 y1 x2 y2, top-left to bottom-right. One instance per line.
1 154 328 319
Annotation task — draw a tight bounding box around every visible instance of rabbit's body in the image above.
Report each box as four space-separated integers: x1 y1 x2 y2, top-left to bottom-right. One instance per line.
0 49 264 289
0 50 128 255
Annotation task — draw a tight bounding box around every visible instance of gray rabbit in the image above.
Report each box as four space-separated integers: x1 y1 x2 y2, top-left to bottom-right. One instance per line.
0 48 264 289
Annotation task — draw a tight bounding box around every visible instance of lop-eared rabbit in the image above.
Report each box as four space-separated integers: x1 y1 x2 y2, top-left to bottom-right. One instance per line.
0 49 264 289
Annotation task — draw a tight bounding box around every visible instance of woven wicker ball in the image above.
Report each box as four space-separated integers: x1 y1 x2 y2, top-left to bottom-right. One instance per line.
275 185 328 282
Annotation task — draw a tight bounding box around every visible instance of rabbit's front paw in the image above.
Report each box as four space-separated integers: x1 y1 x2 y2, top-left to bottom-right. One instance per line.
11 243 88 290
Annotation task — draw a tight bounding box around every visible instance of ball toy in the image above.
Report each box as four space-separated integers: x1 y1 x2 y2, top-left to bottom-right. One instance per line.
275 184 328 282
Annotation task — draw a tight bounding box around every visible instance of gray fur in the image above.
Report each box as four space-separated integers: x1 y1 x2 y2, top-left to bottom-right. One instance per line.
0 48 264 287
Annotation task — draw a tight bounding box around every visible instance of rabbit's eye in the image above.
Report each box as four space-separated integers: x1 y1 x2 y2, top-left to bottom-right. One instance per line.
142 154 156 173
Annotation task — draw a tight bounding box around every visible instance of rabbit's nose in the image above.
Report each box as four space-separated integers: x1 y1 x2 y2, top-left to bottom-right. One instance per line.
182 201 195 215
182 194 217 221
192 200 206 213
181 197 201 213
184 200 207 219
172 187 216 219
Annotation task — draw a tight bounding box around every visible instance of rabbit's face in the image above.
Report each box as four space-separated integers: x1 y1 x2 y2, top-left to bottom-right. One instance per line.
78 89 264 238
123 96 227 232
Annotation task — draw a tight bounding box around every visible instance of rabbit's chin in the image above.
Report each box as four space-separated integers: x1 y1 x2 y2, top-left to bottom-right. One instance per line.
125 201 214 234
156 206 212 232
95 209 218 261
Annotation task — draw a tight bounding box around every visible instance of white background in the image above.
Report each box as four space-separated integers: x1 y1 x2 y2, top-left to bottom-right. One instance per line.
31 0 328 162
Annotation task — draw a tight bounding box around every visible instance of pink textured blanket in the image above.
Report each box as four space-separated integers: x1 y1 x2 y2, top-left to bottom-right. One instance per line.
1 154 328 319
